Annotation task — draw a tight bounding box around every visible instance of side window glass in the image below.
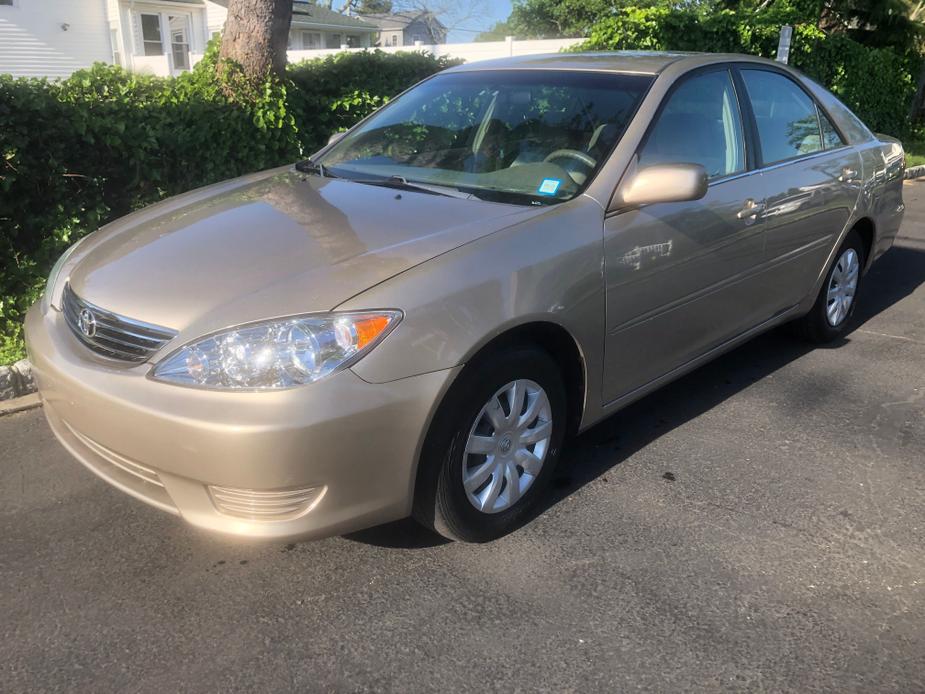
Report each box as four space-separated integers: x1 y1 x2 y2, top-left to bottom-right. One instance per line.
638 70 745 180
818 108 846 149
741 69 823 164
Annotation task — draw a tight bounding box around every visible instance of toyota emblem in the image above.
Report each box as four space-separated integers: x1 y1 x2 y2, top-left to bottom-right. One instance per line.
77 308 97 338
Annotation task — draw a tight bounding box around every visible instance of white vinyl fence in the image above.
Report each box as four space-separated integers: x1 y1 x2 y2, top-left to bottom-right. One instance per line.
287 37 586 65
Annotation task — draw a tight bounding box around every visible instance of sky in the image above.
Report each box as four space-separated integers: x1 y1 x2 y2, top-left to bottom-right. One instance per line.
446 0 513 42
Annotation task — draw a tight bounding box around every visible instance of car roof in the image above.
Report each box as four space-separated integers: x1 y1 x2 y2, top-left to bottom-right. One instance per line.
445 51 781 76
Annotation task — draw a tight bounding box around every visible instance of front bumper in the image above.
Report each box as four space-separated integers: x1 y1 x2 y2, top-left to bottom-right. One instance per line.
25 304 457 540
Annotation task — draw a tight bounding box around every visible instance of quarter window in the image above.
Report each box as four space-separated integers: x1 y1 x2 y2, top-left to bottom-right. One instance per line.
741 69 823 164
818 108 846 149
638 70 746 180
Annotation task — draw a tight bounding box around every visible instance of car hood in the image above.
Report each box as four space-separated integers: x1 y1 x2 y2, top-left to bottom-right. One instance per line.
67 167 542 340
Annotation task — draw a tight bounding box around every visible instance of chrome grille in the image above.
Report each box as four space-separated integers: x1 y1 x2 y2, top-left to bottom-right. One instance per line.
62 283 177 362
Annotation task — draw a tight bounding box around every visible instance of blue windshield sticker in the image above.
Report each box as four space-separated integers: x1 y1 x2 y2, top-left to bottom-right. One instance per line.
537 178 561 196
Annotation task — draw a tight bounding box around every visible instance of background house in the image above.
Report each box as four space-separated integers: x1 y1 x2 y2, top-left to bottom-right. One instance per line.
0 0 218 78
359 11 447 47
0 0 376 79
209 1 377 50
0 1 565 81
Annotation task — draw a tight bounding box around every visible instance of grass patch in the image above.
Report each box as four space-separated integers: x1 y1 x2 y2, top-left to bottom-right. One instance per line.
905 141 925 167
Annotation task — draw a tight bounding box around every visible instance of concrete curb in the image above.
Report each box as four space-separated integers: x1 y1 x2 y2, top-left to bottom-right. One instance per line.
904 164 925 180
0 392 41 416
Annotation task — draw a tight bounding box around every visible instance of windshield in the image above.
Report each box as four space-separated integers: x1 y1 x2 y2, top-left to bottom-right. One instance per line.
318 70 653 205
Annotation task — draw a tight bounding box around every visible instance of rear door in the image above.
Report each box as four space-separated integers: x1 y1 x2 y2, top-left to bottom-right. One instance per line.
602 67 769 403
737 67 862 311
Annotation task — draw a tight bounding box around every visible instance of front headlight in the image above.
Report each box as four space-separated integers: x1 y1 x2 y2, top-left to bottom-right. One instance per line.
41 238 85 313
151 311 401 390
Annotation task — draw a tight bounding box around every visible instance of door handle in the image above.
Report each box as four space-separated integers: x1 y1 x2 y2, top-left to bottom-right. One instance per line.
736 198 765 220
839 167 859 183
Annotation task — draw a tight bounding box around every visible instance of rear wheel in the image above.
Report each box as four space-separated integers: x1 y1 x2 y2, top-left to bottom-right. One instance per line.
413 347 567 542
792 229 865 343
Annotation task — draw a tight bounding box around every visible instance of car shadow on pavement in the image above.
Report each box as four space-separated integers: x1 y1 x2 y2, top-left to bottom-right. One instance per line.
345 517 452 549
348 244 925 548
853 243 925 328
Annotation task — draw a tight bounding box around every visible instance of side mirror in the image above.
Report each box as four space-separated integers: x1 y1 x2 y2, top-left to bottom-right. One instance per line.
612 162 709 210
327 131 346 146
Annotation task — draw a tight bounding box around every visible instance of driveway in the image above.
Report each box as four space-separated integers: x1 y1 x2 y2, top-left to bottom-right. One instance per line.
2 187 924 692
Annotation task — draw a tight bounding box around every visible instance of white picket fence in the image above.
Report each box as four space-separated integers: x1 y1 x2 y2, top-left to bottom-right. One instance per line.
287 37 586 65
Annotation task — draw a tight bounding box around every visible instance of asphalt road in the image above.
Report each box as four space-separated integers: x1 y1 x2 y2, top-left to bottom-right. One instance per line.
3 189 925 693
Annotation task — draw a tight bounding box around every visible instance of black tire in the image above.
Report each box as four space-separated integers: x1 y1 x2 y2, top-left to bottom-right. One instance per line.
413 346 567 542
791 229 866 343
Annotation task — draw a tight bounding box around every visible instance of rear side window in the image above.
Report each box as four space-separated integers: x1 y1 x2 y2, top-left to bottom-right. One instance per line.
638 69 745 179
741 69 823 164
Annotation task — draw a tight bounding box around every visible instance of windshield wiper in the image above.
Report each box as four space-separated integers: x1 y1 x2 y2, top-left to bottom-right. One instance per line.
294 159 338 178
347 175 473 200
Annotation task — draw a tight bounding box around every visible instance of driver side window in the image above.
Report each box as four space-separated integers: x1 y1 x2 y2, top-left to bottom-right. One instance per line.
638 70 746 180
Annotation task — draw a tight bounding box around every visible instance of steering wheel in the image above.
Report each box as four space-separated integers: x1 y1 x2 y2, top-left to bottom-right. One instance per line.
543 149 597 170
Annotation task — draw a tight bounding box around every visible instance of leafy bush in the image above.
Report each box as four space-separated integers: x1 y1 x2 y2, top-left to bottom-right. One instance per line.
0 49 451 363
580 6 919 137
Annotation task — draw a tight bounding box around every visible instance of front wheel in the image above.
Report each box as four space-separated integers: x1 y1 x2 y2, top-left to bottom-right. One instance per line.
413 347 567 542
791 229 865 343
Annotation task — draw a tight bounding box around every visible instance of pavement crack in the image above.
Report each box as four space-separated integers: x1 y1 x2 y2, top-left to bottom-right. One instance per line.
857 329 925 345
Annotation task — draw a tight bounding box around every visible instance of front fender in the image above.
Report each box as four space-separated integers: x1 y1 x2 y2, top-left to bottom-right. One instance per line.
339 195 608 425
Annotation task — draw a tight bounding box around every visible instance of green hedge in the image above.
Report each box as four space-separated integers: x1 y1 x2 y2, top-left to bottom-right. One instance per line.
581 7 919 137
0 49 453 363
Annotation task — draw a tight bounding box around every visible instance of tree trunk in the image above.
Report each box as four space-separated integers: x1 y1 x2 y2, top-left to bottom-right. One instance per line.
219 0 293 82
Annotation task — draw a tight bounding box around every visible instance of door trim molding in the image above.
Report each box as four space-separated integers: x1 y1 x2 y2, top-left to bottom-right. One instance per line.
599 303 801 414
607 233 832 337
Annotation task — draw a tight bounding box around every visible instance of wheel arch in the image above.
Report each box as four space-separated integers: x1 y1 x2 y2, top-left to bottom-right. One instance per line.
851 216 875 270
458 320 588 438
410 319 588 521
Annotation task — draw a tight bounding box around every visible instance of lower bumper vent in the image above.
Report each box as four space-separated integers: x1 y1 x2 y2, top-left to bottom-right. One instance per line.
208 485 324 521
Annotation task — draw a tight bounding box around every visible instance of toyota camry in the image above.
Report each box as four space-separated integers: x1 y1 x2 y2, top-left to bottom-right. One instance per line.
25 52 905 542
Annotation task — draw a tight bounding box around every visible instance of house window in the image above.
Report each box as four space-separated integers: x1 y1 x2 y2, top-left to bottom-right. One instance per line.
302 31 321 49
110 29 122 67
346 34 361 47
326 33 342 49
390 34 398 46
169 15 191 71
0 0 16 7
140 13 164 56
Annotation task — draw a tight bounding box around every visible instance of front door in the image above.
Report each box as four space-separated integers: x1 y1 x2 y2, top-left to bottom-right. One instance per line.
602 67 769 404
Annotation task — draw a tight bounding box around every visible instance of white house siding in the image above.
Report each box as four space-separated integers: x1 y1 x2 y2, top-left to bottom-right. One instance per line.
0 0 112 78
204 0 226 37
378 28 402 47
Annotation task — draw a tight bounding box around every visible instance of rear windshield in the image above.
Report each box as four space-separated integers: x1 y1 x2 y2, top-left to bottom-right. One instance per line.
319 70 654 205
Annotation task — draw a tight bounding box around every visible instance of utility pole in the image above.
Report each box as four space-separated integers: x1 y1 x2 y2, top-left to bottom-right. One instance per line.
776 25 793 64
